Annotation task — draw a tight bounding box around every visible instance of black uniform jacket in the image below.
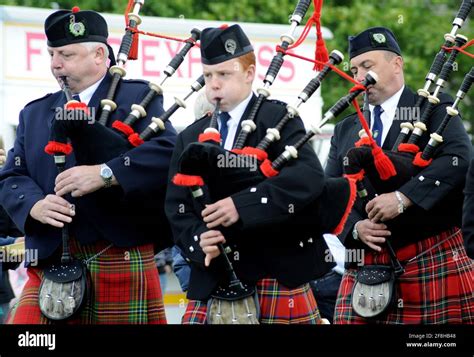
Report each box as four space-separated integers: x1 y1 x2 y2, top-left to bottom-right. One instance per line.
462 156 474 259
165 94 335 300
326 86 472 252
0 73 177 263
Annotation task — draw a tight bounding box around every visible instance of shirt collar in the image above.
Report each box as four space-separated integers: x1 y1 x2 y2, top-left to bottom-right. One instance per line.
227 91 254 121
76 75 106 106
369 85 405 121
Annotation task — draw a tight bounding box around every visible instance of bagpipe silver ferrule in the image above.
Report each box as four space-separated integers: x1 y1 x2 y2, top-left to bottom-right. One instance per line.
400 122 414 134
283 145 298 159
417 88 430 98
191 187 203 198
412 122 427 137
257 87 271 97
429 133 443 145
130 104 146 119
101 99 117 111
128 13 142 25
444 32 456 44
54 155 66 165
151 117 166 131
109 65 127 77
204 127 219 134
427 92 441 105
446 105 459 117
149 82 163 95
286 104 299 118
280 33 295 46
241 120 257 133
265 128 281 142
174 96 187 109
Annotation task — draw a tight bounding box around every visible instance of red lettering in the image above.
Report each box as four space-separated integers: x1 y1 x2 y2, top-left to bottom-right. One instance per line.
187 47 201 79
165 41 184 78
257 45 273 81
257 45 295 83
26 32 46 71
142 40 160 77
279 57 295 82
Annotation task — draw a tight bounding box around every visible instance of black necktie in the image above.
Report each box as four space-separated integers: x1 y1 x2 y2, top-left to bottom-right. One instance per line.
72 94 81 102
373 105 384 146
219 112 230 146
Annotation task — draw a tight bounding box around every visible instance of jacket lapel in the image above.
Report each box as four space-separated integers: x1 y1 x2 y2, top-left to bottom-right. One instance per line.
48 93 66 129
88 73 113 125
231 94 257 147
383 86 417 149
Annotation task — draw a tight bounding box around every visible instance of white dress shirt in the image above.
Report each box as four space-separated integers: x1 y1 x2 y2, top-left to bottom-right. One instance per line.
219 92 254 150
369 85 405 146
75 75 106 105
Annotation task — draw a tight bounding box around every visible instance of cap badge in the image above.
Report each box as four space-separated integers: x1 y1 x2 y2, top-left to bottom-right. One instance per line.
68 15 86 37
224 39 237 55
372 33 386 44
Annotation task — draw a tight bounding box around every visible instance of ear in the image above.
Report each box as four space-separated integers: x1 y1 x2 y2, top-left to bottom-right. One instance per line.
245 64 256 83
94 46 106 65
393 56 403 74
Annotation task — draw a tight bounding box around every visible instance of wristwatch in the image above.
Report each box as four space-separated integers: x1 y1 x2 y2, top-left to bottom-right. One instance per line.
352 221 360 241
100 164 113 188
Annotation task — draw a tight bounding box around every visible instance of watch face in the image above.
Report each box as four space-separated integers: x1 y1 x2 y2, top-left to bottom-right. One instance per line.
101 167 113 179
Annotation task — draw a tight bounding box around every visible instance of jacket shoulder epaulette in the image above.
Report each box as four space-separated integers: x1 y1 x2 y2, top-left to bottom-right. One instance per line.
24 93 53 108
122 78 149 86
267 98 288 107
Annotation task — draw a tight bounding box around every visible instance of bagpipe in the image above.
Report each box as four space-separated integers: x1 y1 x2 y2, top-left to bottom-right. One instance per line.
45 1 204 165
171 0 381 324
343 0 473 239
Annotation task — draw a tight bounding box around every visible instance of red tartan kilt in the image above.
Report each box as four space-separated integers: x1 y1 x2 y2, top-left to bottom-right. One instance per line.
334 228 474 324
6 239 166 324
182 278 321 324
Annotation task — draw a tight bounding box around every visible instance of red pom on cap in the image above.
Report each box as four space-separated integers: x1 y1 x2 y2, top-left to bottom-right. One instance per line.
219 24 229 29
72 6 80 13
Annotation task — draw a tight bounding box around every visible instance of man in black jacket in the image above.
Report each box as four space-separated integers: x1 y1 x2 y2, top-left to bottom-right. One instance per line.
0 8 175 324
0 149 24 323
165 24 332 324
329 27 473 324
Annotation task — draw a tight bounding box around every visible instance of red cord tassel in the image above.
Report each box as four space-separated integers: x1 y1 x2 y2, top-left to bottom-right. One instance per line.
112 120 135 137
332 177 357 236
128 133 144 147
355 137 372 147
397 143 420 154
343 170 365 182
260 159 279 178
172 173 204 187
412 152 432 167
44 141 73 155
372 146 397 180
198 132 221 144
313 0 329 71
240 147 268 161
128 31 139 60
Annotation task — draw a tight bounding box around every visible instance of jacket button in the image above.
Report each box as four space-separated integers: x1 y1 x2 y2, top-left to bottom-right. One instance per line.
19 194 25 199
11 184 18 189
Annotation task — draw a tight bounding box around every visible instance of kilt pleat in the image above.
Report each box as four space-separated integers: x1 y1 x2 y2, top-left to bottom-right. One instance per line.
334 228 474 324
7 239 166 324
182 278 321 324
